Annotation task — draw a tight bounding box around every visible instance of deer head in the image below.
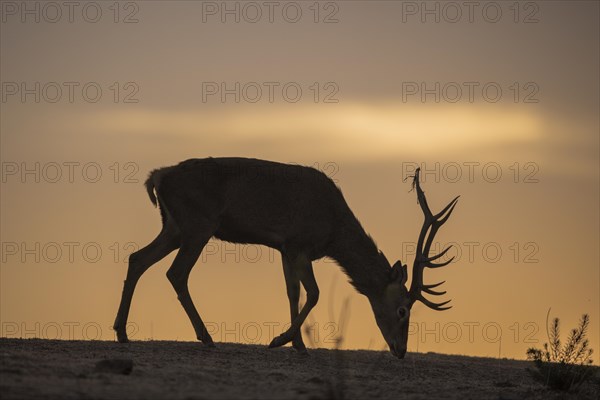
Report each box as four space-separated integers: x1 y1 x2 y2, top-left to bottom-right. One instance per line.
370 168 459 358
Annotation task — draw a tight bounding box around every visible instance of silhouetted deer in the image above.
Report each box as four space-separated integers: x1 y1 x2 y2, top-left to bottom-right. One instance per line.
114 158 459 358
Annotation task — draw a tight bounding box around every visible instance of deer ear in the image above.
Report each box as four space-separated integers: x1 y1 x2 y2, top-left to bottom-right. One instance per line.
390 261 408 286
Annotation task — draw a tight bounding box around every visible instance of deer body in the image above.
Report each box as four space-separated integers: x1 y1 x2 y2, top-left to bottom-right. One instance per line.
114 158 458 358
154 158 353 258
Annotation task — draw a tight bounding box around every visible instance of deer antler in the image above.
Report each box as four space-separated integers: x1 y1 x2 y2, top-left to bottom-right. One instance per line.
408 168 459 311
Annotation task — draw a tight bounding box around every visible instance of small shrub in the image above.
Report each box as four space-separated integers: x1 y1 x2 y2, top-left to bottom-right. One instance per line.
527 313 597 391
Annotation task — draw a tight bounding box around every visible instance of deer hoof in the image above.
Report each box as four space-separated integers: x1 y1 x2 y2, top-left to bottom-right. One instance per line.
269 334 291 348
292 340 307 354
294 346 309 355
116 333 129 343
198 334 215 347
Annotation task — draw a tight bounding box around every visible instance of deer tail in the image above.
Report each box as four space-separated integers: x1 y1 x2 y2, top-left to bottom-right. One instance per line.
145 170 158 207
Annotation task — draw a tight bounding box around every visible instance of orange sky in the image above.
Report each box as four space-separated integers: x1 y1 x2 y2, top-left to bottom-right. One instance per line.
1 1 598 363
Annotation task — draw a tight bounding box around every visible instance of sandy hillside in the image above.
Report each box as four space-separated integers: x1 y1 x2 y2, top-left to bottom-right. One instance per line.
0 338 598 399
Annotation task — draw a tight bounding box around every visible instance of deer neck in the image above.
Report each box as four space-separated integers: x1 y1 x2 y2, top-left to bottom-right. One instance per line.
328 221 391 298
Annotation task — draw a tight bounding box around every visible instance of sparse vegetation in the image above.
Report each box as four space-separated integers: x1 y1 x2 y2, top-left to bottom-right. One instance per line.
526 312 598 391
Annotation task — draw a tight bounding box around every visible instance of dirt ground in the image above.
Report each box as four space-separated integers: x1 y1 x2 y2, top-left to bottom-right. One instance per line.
0 338 598 399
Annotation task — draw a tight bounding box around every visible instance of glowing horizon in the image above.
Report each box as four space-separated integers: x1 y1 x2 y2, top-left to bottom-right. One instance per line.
1 1 598 364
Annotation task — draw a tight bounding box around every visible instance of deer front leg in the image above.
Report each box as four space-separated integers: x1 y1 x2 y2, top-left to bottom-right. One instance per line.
281 253 307 353
269 254 319 349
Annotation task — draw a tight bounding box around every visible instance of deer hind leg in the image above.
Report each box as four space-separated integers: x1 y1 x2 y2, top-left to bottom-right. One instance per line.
269 253 319 349
114 221 180 343
166 230 215 346
281 253 308 353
